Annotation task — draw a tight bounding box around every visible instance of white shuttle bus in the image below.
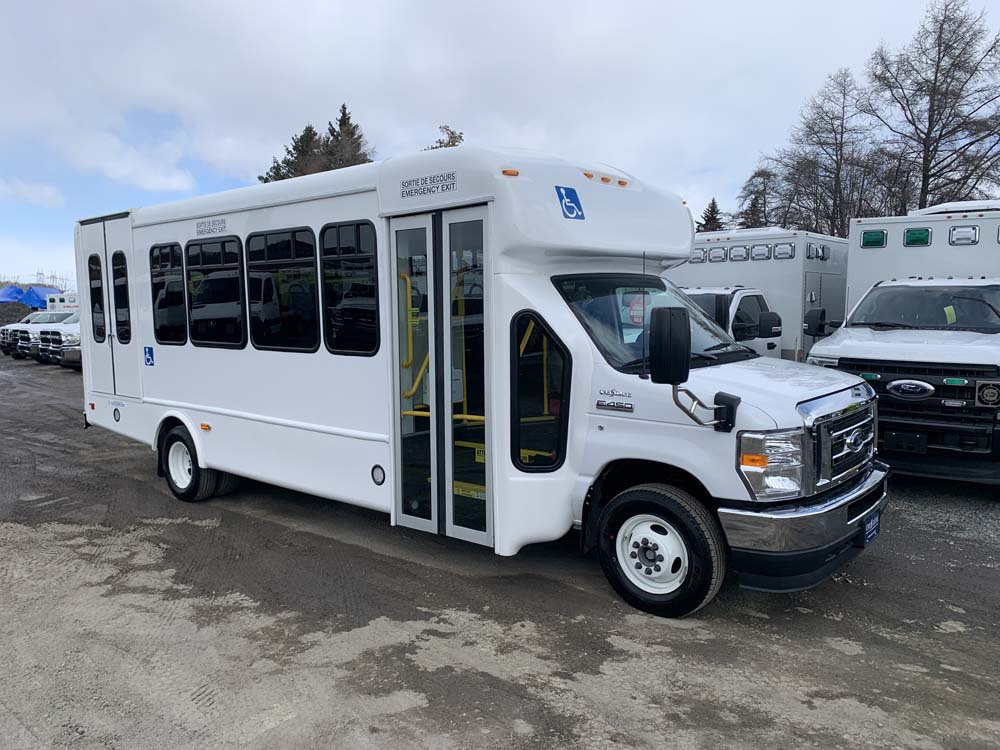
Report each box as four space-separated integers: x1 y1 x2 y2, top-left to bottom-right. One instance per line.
76 147 887 617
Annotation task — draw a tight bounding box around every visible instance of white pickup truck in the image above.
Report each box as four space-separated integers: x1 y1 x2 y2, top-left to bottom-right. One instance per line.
3 311 74 360
35 310 82 368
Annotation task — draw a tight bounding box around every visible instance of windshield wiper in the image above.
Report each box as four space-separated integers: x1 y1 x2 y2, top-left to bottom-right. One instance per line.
849 321 919 329
619 351 718 371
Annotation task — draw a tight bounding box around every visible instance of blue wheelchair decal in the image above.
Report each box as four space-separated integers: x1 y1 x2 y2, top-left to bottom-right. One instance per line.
555 186 585 220
144 346 155 366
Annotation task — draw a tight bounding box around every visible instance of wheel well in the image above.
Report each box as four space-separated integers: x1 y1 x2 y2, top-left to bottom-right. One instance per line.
581 459 717 553
154 417 185 477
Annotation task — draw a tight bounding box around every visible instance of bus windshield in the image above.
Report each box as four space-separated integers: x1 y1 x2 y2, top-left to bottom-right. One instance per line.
554 274 756 372
850 284 1000 333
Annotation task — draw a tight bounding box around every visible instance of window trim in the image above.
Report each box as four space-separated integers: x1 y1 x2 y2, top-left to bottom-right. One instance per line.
149 243 188 346
110 250 132 345
184 235 248 350
245 226 321 353
689 247 707 263
319 219 381 357
773 242 795 260
707 246 727 263
750 243 772 261
949 225 979 246
729 244 749 262
87 253 106 343
860 229 887 248
903 227 932 247
510 309 572 473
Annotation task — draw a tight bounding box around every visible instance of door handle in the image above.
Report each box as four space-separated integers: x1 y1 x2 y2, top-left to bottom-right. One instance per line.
767 342 776 350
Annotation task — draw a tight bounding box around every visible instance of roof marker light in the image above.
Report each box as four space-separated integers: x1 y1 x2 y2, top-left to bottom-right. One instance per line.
501 169 519 177
618 179 628 187
600 176 611 183
583 171 594 179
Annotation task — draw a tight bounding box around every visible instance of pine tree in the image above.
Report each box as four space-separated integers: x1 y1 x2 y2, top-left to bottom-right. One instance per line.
739 195 766 229
258 125 326 183
325 103 374 169
697 198 724 232
425 125 464 150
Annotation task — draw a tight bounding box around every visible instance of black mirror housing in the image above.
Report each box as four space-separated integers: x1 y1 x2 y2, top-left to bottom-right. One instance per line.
650 307 691 385
803 307 828 337
757 311 782 339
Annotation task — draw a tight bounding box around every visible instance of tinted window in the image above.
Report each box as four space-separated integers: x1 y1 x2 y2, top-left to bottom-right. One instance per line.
111 251 131 344
88 254 106 342
150 244 186 344
187 238 246 347
850 284 1000 331
247 228 319 351
321 221 379 355
733 294 767 339
512 312 571 471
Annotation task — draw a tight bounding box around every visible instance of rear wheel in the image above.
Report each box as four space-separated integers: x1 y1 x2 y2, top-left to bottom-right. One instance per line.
161 426 218 502
597 483 727 618
214 472 242 496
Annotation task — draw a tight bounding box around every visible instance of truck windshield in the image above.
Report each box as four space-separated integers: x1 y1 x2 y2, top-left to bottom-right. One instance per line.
33 312 72 323
554 274 755 372
850 284 1000 333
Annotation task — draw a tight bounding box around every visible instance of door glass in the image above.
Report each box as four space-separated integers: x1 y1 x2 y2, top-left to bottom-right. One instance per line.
448 220 487 532
88 254 106 342
396 228 433 520
733 295 765 339
111 251 131 344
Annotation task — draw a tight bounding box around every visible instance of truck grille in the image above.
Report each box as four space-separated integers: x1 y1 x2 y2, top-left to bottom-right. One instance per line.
837 358 998 453
17 329 30 352
813 402 877 486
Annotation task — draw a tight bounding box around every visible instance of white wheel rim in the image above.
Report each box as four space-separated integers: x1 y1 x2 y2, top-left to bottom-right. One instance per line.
616 513 690 595
167 441 193 490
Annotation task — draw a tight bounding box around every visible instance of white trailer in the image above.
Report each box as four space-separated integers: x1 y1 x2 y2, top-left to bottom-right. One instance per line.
75 147 887 617
808 200 1000 483
665 228 848 360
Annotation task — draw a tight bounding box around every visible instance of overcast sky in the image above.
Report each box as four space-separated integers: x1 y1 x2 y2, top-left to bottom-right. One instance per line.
2 0 998 286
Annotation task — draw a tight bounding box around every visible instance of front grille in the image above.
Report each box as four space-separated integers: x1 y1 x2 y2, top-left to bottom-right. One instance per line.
17 329 30 350
812 401 877 487
837 358 999 454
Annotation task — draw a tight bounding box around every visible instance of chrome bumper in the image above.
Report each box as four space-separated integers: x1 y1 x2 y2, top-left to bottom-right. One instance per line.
718 461 889 553
60 346 81 366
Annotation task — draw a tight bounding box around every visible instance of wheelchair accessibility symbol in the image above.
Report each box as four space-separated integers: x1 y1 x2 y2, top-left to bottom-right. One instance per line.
144 346 155 366
555 186 585 220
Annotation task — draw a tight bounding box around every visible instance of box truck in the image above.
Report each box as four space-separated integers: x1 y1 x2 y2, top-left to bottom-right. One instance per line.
75 147 887 617
807 200 1000 483
666 228 848 360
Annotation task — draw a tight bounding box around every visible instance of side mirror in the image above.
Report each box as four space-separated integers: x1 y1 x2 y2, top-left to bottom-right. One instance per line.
803 307 827 337
650 307 690 385
757 311 782 339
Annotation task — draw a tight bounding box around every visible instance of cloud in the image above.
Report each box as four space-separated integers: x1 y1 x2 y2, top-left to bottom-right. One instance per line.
0 178 65 208
0 235 75 285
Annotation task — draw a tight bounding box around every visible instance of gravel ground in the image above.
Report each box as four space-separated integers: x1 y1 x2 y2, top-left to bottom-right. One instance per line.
0 354 998 750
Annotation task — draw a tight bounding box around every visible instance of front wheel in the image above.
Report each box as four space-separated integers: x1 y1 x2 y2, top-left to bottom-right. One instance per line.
160 425 218 502
597 483 727 618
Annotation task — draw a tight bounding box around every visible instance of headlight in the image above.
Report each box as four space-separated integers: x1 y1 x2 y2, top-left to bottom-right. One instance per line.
63 335 80 345
806 354 839 367
738 429 805 501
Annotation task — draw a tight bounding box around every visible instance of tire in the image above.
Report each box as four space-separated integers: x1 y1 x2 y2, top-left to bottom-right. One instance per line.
11 352 25 360
160 425 218 502
214 472 242 497
597 483 727 618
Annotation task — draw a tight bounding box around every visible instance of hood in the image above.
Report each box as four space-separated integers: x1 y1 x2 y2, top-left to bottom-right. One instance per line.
812 326 1000 366
686 356 862 428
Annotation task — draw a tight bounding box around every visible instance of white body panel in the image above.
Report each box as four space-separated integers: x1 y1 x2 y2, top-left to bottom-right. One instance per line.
666 228 847 360
46 293 80 311
75 147 863 558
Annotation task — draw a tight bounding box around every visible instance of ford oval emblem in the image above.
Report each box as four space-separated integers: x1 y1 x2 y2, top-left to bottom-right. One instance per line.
886 379 935 400
845 428 866 453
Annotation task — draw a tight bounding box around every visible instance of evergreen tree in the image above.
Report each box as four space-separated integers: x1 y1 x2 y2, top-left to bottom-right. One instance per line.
325 103 374 169
425 125 464 150
739 195 766 229
697 198 724 232
258 125 326 183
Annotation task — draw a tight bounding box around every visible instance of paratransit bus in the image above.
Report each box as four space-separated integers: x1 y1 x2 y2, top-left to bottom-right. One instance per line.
75 146 888 617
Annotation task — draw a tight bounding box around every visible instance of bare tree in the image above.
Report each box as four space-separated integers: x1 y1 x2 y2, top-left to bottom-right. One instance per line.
861 0 1000 208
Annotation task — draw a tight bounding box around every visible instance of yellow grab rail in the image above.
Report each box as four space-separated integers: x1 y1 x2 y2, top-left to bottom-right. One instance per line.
398 271 414 367
402 354 429 399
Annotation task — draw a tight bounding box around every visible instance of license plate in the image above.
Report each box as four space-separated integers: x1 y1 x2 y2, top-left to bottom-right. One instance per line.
862 510 881 546
884 430 928 454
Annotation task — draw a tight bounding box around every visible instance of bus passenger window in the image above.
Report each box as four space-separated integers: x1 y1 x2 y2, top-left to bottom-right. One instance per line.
150 244 187 344
186 237 246 348
246 229 319 351
512 312 571 471
88 254 106 342
111 251 131 344
321 221 379 355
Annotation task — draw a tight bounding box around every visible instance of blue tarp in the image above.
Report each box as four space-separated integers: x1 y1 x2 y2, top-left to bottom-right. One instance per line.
19 286 61 309
0 285 25 303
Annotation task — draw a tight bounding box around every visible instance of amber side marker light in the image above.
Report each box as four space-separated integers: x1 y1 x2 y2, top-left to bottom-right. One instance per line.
583 171 594 179
501 169 519 177
600 176 612 183
740 453 768 468
200 423 211 432
618 179 628 187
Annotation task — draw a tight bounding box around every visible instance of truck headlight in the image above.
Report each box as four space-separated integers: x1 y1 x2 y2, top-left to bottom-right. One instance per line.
738 429 805 501
806 354 839 367
63 334 80 345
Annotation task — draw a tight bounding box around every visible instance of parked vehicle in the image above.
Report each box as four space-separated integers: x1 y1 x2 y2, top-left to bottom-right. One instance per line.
75 147 888 617
676 286 783 358
7 311 74 359
36 310 81 366
1 312 43 355
807 200 1000 483
45 292 80 312
666 228 847 360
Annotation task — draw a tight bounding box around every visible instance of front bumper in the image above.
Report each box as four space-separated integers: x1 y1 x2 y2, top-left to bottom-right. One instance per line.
60 346 81 368
718 461 889 591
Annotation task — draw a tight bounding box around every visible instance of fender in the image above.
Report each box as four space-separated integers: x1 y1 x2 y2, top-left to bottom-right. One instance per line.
153 409 208 469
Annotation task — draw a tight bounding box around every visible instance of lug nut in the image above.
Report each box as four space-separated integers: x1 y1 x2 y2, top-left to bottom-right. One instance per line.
656 554 664 562
652 543 659 551
632 541 639 549
654 565 661 572
641 538 648 545
630 551 637 559
644 568 652 575
635 562 642 570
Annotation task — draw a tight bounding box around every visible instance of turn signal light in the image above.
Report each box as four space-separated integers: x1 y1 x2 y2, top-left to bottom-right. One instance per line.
740 453 768 468
501 169 519 177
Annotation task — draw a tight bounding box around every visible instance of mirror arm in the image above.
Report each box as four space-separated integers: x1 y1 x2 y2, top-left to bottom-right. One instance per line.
672 385 721 427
